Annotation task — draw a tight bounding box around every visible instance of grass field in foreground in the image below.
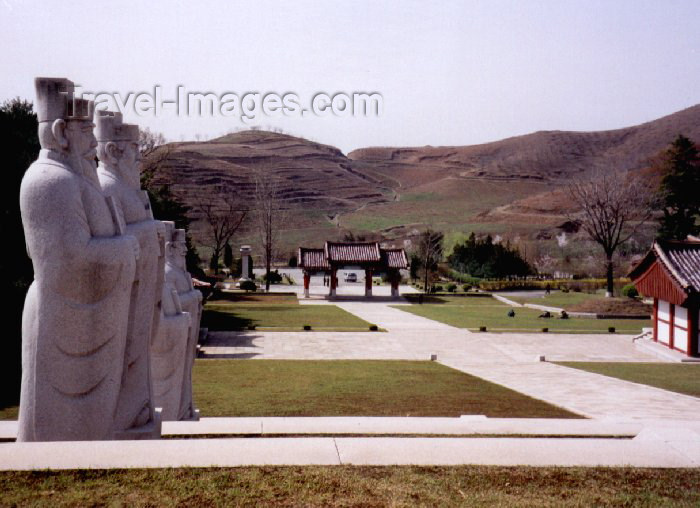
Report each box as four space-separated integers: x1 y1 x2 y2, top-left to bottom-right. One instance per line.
556 362 700 398
192 360 579 418
1 466 698 506
202 303 373 331
392 296 650 334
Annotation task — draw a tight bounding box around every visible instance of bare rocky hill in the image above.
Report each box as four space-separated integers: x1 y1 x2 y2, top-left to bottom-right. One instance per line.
148 104 700 257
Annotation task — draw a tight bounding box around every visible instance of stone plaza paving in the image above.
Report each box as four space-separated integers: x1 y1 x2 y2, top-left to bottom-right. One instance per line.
2 284 699 469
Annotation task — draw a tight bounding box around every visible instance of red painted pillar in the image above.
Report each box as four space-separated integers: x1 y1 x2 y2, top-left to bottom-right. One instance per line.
365 269 373 297
391 272 399 298
689 301 699 358
303 272 310 298
653 298 658 342
330 269 337 297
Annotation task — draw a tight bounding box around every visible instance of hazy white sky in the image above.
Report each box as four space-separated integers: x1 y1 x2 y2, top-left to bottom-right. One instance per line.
2 0 699 153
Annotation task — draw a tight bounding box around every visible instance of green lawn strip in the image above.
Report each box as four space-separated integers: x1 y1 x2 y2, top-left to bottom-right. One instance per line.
391 298 649 334
556 362 700 398
202 304 373 331
193 360 579 418
0 405 17 420
207 292 299 305
1 467 698 506
508 291 600 308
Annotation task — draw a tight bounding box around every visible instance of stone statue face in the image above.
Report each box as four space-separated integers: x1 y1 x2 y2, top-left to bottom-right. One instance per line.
65 120 98 172
174 241 187 269
119 141 141 189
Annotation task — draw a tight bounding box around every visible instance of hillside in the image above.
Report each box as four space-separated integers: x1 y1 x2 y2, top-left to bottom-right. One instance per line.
148 104 700 264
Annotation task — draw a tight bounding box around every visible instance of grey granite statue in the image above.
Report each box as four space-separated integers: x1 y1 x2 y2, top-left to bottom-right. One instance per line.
96 111 162 439
151 222 191 420
17 78 138 441
165 226 202 420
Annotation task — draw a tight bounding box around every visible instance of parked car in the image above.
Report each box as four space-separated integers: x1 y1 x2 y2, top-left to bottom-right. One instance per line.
344 272 358 282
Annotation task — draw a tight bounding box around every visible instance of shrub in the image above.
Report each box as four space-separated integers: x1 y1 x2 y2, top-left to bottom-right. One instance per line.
433 285 443 293
622 284 638 298
446 283 457 293
303 324 312 331
263 270 283 284
479 326 487 332
608 327 616 333
239 280 257 292
542 327 549 333
462 284 471 292
369 324 378 331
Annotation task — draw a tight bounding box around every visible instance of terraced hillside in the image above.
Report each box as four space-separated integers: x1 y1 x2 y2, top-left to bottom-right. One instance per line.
148 104 700 261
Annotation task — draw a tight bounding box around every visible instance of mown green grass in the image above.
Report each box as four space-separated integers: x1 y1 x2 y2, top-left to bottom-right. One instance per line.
202 303 373 331
557 362 700 398
192 360 579 418
1 466 698 506
392 296 650 334
508 291 601 308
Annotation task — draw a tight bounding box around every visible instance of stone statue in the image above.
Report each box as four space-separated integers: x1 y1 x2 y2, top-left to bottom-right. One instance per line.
165 225 202 420
96 111 162 439
151 222 191 420
17 78 138 441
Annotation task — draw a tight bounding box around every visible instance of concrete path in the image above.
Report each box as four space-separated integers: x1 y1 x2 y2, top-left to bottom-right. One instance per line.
0 431 697 469
201 299 700 421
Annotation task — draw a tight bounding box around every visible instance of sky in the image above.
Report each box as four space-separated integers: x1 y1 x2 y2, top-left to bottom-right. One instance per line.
2 0 699 153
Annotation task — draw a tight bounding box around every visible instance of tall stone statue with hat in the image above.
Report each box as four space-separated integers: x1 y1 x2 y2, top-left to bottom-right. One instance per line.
151 221 191 420
96 110 163 438
165 225 202 420
17 78 139 441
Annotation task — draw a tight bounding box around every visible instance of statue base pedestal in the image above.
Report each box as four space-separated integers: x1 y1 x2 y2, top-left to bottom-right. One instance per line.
114 409 162 440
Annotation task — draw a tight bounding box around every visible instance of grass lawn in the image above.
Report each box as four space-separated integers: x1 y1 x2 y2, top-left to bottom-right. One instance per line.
508 290 601 308
202 303 374 331
193 360 579 418
556 362 700 398
393 295 650 334
1 466 698 506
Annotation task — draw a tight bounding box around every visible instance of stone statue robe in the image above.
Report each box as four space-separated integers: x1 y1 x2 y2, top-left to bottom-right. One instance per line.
151 283 190 420
165 259 202 420
18 150 136 441
97 165 164 437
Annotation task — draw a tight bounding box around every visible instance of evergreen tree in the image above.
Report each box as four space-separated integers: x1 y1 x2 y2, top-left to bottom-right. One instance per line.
448 233 532 278
657 135 700 240
0 98 40 408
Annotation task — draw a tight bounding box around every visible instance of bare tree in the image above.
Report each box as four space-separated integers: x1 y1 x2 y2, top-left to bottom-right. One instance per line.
567 170 654 297
418 228 444 294
139 128 172 188
253 167 287 291
194 195 247 275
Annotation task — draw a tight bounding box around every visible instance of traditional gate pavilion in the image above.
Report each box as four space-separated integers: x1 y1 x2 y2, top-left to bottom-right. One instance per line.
298 242 408 298
629 236 700 358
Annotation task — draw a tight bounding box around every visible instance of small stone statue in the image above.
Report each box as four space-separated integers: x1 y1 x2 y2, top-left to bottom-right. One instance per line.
151 223 191 421
165 225 202 420
18 78 138 441
96 110 163 439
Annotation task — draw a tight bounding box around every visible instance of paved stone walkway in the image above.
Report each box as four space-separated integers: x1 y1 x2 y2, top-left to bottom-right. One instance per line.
201 299 700 420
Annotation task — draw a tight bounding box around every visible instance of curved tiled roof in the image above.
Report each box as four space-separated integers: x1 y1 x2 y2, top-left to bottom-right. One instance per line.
325 242 382 263
654 239 700 292
298 247 330 270
381 248 409 269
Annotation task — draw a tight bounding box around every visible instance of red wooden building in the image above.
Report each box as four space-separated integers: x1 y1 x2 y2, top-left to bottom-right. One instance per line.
298 242 408 298
629 237 700 358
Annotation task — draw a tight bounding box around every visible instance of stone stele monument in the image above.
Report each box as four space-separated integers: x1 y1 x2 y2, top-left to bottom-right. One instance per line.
96 110 162 439
18 78 139 441
165 225 202 420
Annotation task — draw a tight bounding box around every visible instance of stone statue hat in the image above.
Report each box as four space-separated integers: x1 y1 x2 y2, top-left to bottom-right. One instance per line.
35 77 94 123
95 110 140 142
173 229 187 243
163 221 176 243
